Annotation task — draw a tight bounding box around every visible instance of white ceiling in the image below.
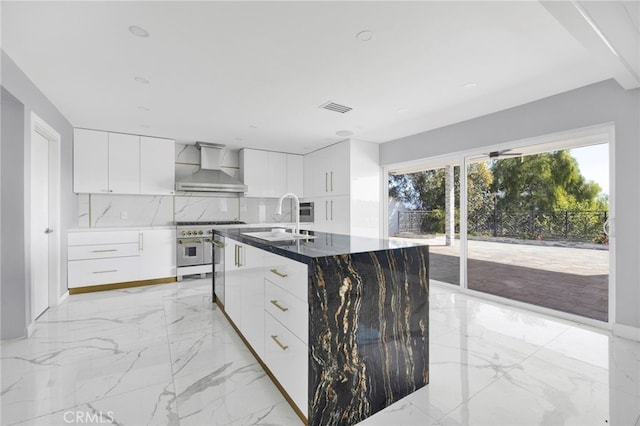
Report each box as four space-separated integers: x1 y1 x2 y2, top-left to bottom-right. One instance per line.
2 1 638 154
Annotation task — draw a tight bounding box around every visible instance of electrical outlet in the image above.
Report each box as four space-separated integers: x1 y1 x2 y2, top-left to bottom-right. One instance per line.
120 211 128 220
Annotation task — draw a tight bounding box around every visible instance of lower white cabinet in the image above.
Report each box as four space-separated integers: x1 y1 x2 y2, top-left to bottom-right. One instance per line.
264 312 309 415
68 228 176 289
139 229 176 280
223 238 309 416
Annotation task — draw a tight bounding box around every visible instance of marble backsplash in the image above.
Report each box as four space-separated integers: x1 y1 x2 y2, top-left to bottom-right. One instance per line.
78 194 293 227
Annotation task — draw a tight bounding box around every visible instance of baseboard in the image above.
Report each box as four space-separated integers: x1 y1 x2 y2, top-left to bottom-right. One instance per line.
26 321 36 338
58 290 69 305
69 277 176 295
613 323 640 341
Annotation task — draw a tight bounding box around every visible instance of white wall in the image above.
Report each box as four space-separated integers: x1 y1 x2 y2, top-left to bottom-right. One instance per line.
0 50 76 339
380 79 640 331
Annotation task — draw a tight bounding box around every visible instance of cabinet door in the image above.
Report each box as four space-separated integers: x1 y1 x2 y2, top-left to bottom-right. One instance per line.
325 141 350 196
286 154 303 197
303 152 316 198
327 195 350 235
264 312 308 414
241 149 270 197
268 151 287 197
140 137 175 195
139 229 176 280
73 129 109 193
240 245 265 358
108 133 140 194
224 238 243 326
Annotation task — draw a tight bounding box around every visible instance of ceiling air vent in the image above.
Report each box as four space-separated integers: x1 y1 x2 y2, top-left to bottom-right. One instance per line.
319 101 353 114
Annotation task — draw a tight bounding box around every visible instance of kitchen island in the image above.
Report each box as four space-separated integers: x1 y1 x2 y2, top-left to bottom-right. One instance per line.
213 227 429 426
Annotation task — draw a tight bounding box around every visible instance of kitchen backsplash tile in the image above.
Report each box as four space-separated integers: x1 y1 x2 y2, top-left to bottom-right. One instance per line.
174 194 240 222
89 194 174 227
78 194 90 228
240 198 293 224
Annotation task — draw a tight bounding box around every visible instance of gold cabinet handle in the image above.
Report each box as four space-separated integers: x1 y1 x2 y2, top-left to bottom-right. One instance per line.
270 268 287 278
213 241 224 248
270 300 289 312
92 270 117 274
91 249 117 253
325 172 328 192
271 335 288 351
234 245 239 267
330 171 333 191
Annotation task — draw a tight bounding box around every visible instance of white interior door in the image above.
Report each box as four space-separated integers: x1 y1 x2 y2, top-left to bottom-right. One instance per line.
31 130 50 319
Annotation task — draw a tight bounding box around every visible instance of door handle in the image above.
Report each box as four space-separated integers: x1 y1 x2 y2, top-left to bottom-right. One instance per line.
330 171 333 192
237 245 243 267
234 245 239 267
325 201 328 220
44 228 54 234
331 200 333 220
325 172 328 192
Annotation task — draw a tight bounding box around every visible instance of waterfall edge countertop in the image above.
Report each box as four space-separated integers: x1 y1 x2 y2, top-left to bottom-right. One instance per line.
214 225 430 426
212 226 426 264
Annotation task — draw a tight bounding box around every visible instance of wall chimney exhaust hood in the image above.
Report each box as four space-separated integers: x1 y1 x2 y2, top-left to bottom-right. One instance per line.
175 142 247 193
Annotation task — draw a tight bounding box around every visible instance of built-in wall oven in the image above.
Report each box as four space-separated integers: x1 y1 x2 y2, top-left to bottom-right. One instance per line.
175 221 244 281
299 202 314 222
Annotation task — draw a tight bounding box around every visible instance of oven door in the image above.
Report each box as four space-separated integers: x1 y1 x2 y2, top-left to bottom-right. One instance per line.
177 238 204 266
299 202 314 222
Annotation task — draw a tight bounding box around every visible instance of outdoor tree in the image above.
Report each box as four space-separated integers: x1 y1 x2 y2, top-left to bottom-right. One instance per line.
490 151 603 212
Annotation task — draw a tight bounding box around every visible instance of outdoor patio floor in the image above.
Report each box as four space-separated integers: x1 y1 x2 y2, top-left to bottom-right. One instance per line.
393 237 609 322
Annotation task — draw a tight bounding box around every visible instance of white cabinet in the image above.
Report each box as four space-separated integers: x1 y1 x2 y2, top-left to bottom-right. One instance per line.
73 129 175 195
68 228 176 290
108 133 140 194
140 137 175 195
303 141 349 197
139 229 176 280
286 154 303 196
240 149 304 198
303 139 380 237
73 129 109 193
224 237 265 357
222 241 309 416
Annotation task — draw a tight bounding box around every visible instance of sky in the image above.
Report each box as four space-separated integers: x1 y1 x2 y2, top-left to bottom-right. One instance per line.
569 144 609 195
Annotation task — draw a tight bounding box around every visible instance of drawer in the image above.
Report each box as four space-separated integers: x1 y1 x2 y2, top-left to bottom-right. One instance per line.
264 312 308 415
68 243 140 260
265 279 308 344
68 257 139 288
263 252 308 303
68 230 140 246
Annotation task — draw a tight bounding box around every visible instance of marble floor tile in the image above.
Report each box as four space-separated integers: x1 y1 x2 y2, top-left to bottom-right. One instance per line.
2 278 639 426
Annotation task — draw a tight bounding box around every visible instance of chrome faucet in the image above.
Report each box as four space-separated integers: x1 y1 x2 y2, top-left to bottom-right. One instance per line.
276 192 300 235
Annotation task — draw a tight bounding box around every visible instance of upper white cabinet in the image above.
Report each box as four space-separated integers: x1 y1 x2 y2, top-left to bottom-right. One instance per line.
108 132 140 194
73 129 109 193
304 141 349 197
73 129 175 195
240 149 303 198
303 139 380 238
140 136 175 195
286 154 303 196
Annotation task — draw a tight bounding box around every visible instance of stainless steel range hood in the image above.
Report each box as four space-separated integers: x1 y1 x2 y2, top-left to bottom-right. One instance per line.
175 142 247 193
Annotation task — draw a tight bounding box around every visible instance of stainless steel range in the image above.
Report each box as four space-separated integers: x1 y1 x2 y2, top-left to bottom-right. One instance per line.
176 220 245 280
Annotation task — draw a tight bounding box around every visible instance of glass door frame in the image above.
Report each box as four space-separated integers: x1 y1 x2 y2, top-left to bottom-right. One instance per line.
383 123 615 330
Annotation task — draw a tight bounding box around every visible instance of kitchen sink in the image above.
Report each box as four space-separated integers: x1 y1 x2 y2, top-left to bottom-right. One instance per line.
242 230 317 242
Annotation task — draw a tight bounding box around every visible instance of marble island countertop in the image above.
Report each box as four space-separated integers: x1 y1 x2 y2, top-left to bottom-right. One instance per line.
213 226 427 264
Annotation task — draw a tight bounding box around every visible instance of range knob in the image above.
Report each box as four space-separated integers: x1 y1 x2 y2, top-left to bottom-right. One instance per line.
197 230 203 235
181 231 188 236
207 230 213 234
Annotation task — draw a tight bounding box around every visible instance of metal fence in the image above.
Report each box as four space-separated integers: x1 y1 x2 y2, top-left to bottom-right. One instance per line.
398 209 608 243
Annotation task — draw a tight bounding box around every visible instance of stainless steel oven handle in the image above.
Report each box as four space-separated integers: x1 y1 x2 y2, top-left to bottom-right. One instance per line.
178 238 202 244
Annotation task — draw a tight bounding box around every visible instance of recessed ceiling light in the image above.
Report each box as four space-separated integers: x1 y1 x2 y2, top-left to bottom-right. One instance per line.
134 76 150 84
463 82 477 89
129 25 149 38
139 124 150 129
398 109 409 113
356 30 374 42
138 106 150 111
248 125 258 129
336 130 354 137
